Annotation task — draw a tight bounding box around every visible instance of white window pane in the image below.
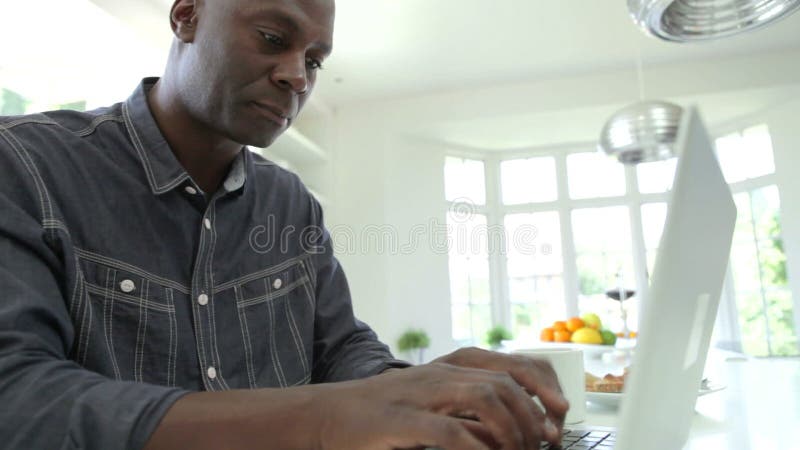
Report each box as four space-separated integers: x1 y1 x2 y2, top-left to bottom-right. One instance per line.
567 152 626 199
714 126 775 183
741 125 776 179
572 206 635 298
447 213 489 259
715 133 748 183
451 305 472 341
511 279 567 343
444 156 486 204
471 305 493 345
636 158 677 194
448 258 470 305
501 157 557 205
447 211 492 341
572 206 632 254
504 212 563 277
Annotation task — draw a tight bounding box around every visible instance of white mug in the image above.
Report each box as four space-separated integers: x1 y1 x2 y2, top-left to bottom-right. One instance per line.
512 347 586 424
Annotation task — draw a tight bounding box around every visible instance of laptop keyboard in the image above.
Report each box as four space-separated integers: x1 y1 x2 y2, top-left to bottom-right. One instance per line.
541 428 615 449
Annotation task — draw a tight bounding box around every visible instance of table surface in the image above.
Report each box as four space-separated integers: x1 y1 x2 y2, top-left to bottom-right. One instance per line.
580 352 800 450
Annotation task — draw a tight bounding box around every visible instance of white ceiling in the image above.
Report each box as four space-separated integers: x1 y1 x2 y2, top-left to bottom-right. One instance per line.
321 0 800 106
76 0 800 108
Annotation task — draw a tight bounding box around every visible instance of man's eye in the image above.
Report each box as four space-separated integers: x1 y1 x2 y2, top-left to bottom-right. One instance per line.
262 33 284 46
306 58 324 71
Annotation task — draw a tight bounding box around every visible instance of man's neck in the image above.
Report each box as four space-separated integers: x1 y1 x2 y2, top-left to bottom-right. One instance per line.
146 79 241 196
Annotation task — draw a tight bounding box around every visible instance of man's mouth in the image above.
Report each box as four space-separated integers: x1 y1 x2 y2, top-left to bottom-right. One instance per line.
251 101 291 127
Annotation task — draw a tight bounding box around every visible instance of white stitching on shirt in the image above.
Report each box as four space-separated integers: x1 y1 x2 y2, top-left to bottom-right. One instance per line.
134 279 150 383
289 373 311 386
265 278 288 388
77 271 91 366
234 285 257 389
298 261 316 310
283 295 309 375
68 254 82 320
103 269 123 380
0 127 54 227
121 102 161 193
75 248 190 294
165 288 177 388
74 114 124 137
213 254 309 293
190 213 211 391
206 204 231 390
234 276 311 308
84 284 175 313
0 117 58 130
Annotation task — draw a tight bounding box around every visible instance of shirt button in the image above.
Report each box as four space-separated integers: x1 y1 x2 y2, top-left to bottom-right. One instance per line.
272 278 283 290
203 218 212 230
184 186 198 195
207 366 217 380
119 279 135 293
197 294 209 306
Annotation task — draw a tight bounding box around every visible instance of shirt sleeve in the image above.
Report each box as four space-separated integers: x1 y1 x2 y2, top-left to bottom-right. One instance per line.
0 132 189 450
303 195 412 382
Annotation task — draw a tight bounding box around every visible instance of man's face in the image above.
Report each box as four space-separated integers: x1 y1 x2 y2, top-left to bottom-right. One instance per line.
175 0 334 148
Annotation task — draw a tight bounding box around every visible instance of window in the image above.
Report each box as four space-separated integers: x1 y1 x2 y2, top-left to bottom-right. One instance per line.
730 188 796 356
567 151 626 199
572 206 637 332
444 156 486 204
501 157 557 204
445 122 797 357
445 158 491 345
716 125 776 183
505 212 564 340
714 127 796 356
636 159 677 194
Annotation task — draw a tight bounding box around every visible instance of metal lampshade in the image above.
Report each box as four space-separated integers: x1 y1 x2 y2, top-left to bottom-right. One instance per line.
628 0 800 42
599 100 683 164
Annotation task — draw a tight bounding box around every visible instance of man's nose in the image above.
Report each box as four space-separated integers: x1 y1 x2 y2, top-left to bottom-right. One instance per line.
271 53 309 94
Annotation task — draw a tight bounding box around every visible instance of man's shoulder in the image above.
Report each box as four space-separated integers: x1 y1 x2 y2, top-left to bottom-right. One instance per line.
0 104 124 147
0 103 122 133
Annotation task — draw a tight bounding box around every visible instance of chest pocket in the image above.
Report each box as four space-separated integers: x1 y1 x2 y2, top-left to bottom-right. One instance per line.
71 254 182 387
232 259 315 388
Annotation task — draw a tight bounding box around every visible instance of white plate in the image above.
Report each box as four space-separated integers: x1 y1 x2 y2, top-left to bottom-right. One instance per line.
586 382 726 408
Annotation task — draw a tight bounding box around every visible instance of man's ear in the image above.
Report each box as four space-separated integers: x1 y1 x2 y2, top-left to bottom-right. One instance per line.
170 0 199 42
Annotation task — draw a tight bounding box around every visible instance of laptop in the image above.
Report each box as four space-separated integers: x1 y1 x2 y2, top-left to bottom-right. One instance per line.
546 105 737 450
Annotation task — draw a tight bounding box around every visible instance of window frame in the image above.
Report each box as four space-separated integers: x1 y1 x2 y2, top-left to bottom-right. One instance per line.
445 130 796 354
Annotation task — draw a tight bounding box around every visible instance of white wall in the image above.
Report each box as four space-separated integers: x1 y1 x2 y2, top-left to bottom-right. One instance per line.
317 50 800 360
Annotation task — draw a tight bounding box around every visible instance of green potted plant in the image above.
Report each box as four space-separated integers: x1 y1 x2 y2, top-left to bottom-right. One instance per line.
486 326 512 350
397 329 430 364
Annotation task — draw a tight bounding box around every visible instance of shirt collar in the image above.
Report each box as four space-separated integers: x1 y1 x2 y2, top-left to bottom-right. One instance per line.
122 77 248 196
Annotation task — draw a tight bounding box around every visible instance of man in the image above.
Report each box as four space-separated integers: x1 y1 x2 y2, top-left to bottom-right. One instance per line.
0 0 568 448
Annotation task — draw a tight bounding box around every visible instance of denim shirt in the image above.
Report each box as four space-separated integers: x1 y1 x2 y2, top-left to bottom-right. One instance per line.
0 78 408 450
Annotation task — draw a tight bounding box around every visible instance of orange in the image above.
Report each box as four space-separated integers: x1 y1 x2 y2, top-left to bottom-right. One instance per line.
554 330 572 342
540 327 555 342
566 317 585 332
553 321 568 331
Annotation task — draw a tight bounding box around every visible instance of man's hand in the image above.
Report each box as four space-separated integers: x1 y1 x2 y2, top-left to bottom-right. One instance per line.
434 347 569 442
313 354 569 450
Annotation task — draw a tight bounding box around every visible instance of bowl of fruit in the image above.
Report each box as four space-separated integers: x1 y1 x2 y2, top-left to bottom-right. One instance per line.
539 313 618 359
